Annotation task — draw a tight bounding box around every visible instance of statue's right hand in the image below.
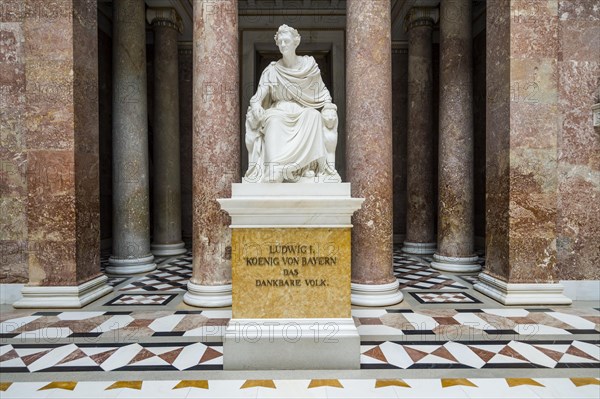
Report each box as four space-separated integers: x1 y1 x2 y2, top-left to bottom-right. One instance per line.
251 103 264 122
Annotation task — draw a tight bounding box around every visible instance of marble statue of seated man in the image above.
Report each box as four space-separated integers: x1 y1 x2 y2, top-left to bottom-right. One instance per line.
244 24 342 183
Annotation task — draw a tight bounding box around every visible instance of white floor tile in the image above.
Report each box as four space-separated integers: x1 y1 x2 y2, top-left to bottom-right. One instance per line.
172 342 206 370
460 379 542 399
380 341 414 369
488 353 528 364
261 380 325 399
57 311 105 320
149 314 186 332
200 310 232 319
533 378 600 399
96 315 134 334
146 346 184 356
402 313 439 330
0 344 13 356
81 346 119 357
360 354 387 364
571 340 600 360
16 327 72 340
0 316 41 333
547 312 596 329
187 379 258 398
183 326 226 338
399 379 468 398
100 343 143 371
0 357 26 367
514 324 569 335
327 379 398 398
58 356 98 367
559 353 598 363
508 341 556 368
445 342 485 368
114 380 190 398
357 324 405 336
483 309 529 317
453 313 491 330
28 343 78 372
1 382 52 399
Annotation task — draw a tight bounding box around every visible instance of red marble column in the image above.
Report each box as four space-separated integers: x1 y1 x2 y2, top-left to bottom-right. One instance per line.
184 0 239 307
347 0 403 306
10 0 112 308
148 8 186 257
431 0 480 273
474 0 571 305
402 7 438 256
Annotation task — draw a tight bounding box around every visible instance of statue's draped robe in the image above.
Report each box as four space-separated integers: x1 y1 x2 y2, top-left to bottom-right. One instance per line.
245 56 332 181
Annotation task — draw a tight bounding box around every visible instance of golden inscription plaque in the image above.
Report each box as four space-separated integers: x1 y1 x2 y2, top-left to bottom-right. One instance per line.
232 228 351 319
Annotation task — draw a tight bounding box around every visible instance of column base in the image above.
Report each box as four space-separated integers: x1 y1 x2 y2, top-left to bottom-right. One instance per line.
224 318 360 370
151 242 187 256
474 272 572 306
431 253 481 273
13 275 113 309
401 241 436 255
351 280 403 306
183 281 232 307
106 254 156 275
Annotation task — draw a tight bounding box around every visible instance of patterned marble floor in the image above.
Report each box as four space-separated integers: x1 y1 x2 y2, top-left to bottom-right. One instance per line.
1 248 599 398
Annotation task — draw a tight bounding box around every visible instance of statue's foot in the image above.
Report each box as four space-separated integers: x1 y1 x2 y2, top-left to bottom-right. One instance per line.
303 170 316 178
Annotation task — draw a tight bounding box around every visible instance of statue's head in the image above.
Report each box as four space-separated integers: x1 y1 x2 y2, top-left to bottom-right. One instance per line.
274 25 301 54
322 103 338 130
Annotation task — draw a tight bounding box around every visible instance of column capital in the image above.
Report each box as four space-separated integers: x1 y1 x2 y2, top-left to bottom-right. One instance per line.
147 7 183 33
404 7 439 31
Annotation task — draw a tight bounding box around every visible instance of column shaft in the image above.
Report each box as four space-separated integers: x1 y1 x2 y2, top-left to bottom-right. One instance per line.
149 9 186 256
403 8 438 256
108 0 155 274
431 0 480 272
347 0 402 306
184 0 239 307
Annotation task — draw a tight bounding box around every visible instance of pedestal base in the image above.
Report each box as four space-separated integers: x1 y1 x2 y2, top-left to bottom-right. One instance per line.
224 318 360 370
431 253 481 273
183 281 232 307
151 242 187 256
106 254 156 274
474 272 572 305
13 275 113 309
401 241 436 255
351 281 404 306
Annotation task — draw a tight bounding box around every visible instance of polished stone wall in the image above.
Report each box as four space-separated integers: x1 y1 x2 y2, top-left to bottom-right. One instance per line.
556 0 600 281
486 0 561 283
0 0 102 286
0 3 28 283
